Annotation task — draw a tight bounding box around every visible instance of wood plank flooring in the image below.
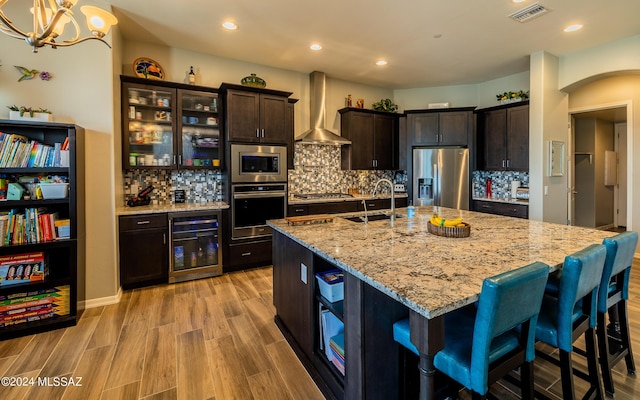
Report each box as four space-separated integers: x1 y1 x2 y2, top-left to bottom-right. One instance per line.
0 267 324 400
0 261 639 399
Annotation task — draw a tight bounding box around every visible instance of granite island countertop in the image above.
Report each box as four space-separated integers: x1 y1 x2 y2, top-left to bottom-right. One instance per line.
268 206 613 320
116 201 229 216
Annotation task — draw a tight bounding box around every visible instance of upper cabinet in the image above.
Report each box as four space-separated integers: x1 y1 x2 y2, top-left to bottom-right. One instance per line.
406 108 474 146
476 102 529 171
121 76 222 170
220 85 293 145
339 107 399 170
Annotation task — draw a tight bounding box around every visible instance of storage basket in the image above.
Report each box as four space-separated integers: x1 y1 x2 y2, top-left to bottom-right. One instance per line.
39 183 69 199
316 269 344 302
427 221 471 238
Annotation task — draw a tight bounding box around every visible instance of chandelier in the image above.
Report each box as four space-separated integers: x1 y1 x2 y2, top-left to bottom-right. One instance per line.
0 0 118 53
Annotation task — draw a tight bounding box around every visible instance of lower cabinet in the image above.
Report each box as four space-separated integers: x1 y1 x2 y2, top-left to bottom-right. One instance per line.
358 197 408 211
473 200 528 219
273 230 408 400
226 238 272 273
118 213 169 289
287 197 407 217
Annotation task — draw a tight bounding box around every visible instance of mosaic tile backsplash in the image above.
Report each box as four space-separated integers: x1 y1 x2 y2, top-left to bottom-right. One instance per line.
124 170 222 205
472 170 529 199
288 143 405 195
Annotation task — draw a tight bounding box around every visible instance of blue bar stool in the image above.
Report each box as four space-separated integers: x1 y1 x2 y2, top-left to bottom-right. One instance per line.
393 261 549 399
534 243 607 400
598 231 638 397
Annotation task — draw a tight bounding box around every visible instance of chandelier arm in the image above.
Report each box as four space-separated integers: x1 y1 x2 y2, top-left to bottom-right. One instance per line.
43 35 111 48
0 10 30 38
60 9 81 42
37 6 72 42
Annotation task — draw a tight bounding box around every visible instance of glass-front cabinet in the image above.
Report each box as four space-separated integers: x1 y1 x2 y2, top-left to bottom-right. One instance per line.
178 91 220 168
121 76 222 170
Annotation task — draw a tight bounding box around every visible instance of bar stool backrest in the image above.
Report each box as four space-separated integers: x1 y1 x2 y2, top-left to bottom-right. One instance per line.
599 231 638 312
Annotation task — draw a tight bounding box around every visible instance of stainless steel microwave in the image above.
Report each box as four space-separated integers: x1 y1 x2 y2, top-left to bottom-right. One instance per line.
230 144 287 183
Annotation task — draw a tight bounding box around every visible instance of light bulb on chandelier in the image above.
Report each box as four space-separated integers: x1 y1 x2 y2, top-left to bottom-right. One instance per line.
0 0 118 52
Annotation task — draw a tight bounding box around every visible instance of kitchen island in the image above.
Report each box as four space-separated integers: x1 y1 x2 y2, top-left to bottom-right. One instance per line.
268 206 614 400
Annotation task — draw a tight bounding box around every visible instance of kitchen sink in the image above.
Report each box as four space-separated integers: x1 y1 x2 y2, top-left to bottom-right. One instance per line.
343 214 403 223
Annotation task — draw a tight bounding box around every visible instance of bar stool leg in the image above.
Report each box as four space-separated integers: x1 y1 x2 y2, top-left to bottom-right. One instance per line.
560 350 577 400
585 327 605 400
618 301 635 374
598 313 616 397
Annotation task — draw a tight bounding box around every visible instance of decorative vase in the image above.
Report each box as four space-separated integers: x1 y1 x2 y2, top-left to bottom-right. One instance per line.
9 111 53 122
241 73 267 88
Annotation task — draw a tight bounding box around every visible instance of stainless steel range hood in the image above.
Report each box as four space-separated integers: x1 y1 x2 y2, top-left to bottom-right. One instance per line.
296 71 351 145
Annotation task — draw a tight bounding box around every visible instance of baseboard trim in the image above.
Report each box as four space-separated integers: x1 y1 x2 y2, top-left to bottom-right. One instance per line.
79 288 123 310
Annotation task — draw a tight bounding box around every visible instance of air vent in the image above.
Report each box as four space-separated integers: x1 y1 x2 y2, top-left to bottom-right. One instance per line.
509 3 549 22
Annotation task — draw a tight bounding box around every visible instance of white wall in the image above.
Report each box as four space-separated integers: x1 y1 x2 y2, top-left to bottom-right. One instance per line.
0 0 119 304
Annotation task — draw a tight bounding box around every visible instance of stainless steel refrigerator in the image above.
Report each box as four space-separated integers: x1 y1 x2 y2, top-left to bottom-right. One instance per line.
413 147 469 210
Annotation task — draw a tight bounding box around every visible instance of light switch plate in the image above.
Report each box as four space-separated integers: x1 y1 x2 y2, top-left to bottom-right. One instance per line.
301 263 307 284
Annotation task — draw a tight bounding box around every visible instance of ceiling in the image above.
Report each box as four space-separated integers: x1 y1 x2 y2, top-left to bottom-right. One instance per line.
106 0 640 89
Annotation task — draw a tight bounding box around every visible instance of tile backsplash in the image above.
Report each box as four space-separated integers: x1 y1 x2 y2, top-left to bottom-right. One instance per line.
472 170 529 199
288 143 403 195
124 170 222 204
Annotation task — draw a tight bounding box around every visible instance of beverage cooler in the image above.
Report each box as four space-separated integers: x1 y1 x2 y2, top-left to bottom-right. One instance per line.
168 210 222 283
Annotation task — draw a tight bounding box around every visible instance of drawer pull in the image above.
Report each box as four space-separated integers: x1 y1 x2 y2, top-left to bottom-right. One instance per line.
241 252 252 257
136 220 151 225
295 208 305 212
481 205 490 209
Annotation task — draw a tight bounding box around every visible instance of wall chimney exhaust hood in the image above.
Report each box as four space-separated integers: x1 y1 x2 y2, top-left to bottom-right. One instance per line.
296 71 351 145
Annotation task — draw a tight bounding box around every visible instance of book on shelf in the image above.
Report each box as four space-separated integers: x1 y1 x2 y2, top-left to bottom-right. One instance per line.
0 285 70 328
1 208 62 246
0 251 46 286
0 131 64 168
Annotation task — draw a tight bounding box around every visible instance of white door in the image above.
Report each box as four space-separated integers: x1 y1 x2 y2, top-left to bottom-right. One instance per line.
615 123 627 227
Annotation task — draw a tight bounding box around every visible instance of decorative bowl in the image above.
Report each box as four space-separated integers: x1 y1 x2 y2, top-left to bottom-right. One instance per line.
241 73 266 88
427 221 471 238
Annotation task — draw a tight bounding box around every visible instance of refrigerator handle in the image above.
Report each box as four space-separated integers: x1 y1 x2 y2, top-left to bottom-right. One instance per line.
433 162 439 206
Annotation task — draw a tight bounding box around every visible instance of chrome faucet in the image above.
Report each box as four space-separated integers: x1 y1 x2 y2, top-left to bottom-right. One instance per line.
361 199 368 224
373 178 395 223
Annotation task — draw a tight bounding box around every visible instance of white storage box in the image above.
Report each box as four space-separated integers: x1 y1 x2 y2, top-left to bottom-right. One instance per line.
316 269 344 302
39 183 69 199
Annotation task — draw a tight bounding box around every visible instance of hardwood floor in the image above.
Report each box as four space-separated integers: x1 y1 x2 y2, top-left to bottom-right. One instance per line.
0 267 324 400
0 261 639 399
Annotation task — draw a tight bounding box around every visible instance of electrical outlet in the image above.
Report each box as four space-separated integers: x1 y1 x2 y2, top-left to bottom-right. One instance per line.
300 263 307 284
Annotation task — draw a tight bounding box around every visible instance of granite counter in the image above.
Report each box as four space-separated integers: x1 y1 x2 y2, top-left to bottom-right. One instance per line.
268 205 613 319
116 201 229 216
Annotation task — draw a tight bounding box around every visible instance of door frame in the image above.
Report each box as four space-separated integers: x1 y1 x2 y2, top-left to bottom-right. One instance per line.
567 100 633 230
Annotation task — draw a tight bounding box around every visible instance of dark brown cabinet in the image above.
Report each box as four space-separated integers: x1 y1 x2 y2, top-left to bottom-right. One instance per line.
286 99 297 169
477 102 529 171
287 197 407 217
339 108 398 170
223 86 292 145
226 238 272 273
118 213 168 289
472 200 528 219
406 108 474 146
358 197 408 211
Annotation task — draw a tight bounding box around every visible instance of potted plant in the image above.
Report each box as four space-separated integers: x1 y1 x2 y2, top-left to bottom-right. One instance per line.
496 90 529 104
7 105 53 122
371 98 399 113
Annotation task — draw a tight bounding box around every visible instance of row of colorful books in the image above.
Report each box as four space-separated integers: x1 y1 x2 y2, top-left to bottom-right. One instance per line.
0 132 68 168
0 208 70 246
0 285 69 328
330 333 345 376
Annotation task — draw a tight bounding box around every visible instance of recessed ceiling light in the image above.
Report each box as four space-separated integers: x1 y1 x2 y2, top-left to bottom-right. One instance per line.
376 60 388 66
512 0 527 3
564 24 583 32
310 43 322 51
222 21 238 30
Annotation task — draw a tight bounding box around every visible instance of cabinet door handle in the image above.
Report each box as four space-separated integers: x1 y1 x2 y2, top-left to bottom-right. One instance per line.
241 252 252 257
261 129 265 138
178 155 182 165
481 204 491 209
506 159 510 168
256 129 260 138
173 155 176 166
295 208 305 212
502 160 506 168
163 233 166 244
136 220 151 225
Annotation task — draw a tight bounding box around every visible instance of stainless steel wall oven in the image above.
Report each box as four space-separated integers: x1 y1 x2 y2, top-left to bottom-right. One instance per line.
231 183 286 239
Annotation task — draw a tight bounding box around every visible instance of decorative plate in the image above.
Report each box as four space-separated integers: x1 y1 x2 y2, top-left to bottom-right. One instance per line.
133 57 165 80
